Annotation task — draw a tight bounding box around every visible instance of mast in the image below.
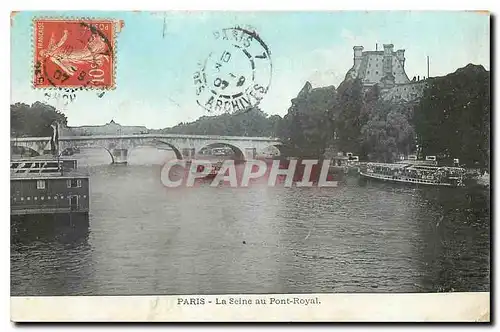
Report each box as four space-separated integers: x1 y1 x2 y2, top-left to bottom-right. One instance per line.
427 56 430 78
50 121 59 157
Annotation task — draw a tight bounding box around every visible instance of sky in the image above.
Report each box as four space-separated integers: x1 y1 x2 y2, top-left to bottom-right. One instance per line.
11 11 490 129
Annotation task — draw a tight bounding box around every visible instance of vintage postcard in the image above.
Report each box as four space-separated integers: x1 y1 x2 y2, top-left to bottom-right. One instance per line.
10 11 490 322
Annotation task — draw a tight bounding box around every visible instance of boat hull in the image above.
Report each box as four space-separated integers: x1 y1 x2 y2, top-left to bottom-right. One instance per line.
359 171 461 187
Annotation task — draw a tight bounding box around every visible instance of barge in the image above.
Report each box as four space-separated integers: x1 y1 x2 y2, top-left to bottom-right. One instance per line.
10 158 90 216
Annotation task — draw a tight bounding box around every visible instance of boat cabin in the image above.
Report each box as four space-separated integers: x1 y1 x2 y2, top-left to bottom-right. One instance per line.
10 158 89 216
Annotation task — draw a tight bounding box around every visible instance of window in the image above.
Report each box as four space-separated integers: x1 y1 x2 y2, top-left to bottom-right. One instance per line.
375 71 378 75
37 180 46 189
67 179 82 188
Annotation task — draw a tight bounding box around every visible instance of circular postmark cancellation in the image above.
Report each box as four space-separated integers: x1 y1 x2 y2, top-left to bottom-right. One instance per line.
194 27 272 114
33 19 116 90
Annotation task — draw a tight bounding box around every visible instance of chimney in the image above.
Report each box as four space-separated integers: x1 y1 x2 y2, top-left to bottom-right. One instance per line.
396 49 405 68
353 46 364 67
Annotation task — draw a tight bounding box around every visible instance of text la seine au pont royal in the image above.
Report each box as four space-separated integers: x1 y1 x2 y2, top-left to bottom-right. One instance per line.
177 297 321 306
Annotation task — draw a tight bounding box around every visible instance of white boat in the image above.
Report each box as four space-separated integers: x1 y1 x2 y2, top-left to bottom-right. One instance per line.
359 158 466 187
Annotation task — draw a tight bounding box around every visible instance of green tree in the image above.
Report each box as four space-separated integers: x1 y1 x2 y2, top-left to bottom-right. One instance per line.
279 83 337 158
11 102 67 137
414 64 490 167
333 78 364 155
361 101 415 162
157 107 281 137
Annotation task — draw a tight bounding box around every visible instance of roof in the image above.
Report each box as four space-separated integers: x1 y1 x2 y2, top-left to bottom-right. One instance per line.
10 169 89 180
11 157 77 162
367 162 465 171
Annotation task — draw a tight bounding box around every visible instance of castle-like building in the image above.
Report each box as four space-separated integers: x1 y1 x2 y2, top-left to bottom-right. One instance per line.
345 44 428 102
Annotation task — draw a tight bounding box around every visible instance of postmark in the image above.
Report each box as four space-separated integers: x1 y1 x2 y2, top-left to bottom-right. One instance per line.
194 26 272 114
33 18 116 89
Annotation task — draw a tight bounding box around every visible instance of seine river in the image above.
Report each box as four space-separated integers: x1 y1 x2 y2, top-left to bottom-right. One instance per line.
11 148 490 296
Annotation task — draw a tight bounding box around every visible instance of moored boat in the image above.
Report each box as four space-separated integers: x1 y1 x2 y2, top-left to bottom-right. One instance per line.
10 157 90 216
359 156 466 187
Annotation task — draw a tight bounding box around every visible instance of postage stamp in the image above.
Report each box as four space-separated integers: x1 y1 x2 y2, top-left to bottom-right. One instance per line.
194 26 272 114
33 18 116 89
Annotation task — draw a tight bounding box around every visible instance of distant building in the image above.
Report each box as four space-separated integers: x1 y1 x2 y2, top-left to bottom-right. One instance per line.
61 120 149 136
345 44 429 102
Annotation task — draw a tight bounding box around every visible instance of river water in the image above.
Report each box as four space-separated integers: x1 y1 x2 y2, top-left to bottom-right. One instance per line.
11 148 490 296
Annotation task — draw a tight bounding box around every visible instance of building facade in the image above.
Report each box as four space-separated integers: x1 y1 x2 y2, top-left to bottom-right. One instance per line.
345 44 429 102
60 120 149 136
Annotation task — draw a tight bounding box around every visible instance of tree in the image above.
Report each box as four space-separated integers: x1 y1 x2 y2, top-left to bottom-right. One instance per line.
414 64 490 167
332 78 364 155
158 107 281 137
279 83 337 158
361 101 415 162
11 102 67 137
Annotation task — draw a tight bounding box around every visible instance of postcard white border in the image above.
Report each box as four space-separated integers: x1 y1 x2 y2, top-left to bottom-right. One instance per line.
11 292 490 322
4 0 495 328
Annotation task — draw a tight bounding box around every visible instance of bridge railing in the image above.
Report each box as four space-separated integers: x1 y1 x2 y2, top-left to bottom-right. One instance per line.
11 134 281 142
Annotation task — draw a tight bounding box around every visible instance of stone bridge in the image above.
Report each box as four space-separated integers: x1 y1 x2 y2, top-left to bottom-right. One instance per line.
11 134 282 164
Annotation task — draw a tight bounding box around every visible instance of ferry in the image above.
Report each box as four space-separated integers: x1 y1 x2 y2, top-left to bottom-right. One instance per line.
359 156 466 187
10 157 90 216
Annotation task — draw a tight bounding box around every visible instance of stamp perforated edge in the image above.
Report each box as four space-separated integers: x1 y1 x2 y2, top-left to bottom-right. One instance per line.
31 16 119 91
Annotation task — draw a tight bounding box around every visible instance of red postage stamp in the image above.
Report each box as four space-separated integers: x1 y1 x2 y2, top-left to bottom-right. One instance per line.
33 18 116 89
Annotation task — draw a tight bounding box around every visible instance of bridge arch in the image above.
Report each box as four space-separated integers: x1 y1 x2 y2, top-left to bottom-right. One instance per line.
197 142 246 161
66 146 116 164
257 144 283 159
102 147 115 164
149 140 183 160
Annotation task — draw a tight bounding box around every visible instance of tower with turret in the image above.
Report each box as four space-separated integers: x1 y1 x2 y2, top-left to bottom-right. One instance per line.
345 43 428 102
